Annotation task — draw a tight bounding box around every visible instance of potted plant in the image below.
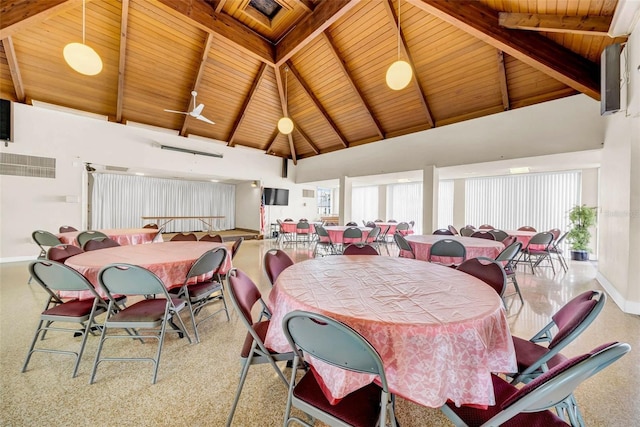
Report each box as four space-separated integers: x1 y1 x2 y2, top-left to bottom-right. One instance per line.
567 205 597 261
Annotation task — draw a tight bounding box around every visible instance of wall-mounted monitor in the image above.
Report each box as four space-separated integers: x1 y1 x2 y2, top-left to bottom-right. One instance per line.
601 43 621 116
0 99 11 142
263 187 289 206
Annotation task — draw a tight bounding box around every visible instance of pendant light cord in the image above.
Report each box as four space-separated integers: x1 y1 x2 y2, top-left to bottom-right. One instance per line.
397 0 401 61
82 0 86 44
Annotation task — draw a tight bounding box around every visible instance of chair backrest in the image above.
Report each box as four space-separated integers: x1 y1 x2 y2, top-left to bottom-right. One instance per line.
342 243 379 255
296 221 310 231
456 257 507 296
393 232 414 257
345 221 358 226
489 229 509 242
433 228 454 235
299 218 308 222
143 223 159 229
374 219 383 222
343 227 362 239
98 263 168 298
264 249 294 286
30 260 101 297
548 228 561 241
282 310 389 389
284 218 293 222
409 220 415 229
488 342 630 426
58 225 78 233
387 219 397 223
365 221 376 228
32 230 63 253
549 290 606 349
518 226 537 232
231 237 243 259
528 231 554 248
552 231 569 248
82 237 121 251
429 239 466 260
366 225 381 242
47 244 84 263
495 241 523 265
479 224 494 229
227 269 270 330
459 227 475 237
170 232 197 242
470 230 496 240
186 247 227 282
76 230 109 248
447 225 458 235
200 233 223 242
501 235 517 247
396 222 410 231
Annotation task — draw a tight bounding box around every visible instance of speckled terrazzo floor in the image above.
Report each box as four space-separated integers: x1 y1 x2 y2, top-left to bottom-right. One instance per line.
1 239 638 426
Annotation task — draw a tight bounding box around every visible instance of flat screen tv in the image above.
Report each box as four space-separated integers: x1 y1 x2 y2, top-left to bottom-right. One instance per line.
263 187 289 206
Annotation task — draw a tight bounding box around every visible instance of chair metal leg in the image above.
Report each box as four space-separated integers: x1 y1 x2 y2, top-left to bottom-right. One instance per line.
226 354 255 427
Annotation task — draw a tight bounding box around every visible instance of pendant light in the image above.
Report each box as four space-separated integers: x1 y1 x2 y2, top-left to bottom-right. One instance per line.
386 0 412 90
277 67 294 135
63 0 103 76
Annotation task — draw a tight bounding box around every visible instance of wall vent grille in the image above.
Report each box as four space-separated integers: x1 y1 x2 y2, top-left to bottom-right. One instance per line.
0 153 56 178
302 189 315 198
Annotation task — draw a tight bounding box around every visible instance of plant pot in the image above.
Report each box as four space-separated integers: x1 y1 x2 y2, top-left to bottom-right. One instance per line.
571 250 589 261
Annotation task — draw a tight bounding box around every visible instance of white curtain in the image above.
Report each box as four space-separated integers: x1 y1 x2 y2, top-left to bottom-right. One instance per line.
352 186 378 224
387 182 423 234
438 180 454 230
465 171 581 232
91 173 235 232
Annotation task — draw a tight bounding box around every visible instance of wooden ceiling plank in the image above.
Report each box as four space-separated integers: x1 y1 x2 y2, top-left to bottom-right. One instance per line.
383 0 434 128
116 0 130 123
228 62 268 146
154 0 275 66
0 0 82 39
496 50 510 110
287 61 348 148
215 0 226 14
180 32 214 136
294 125 320 154
275 0 360 66
322 32 385 139
1 37 25 102
407 0 600 100
499 12 613 36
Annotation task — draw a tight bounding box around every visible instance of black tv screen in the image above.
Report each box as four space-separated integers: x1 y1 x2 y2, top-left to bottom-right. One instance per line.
263 187 289 206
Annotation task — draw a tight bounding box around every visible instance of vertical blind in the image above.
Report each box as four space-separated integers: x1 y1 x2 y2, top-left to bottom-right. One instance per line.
387 182 423 234
91 173 235 232
465 171 581 233
438 180 454 230
351 186 378 224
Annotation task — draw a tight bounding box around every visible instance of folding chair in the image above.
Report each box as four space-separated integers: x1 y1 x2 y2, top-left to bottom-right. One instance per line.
495 241 524 304
313 225 337 257
342 243 379 255
22 260 110 378
143 223 159 229
47 244 84 263
393 232 415 259
170 247 229 343
478 224 494 229
169 232 198 242
456 257 507 303
518 225 537 232
76 230 108 249
59 225 78 233
231 237 243 260
429 239 466 267
365 225 384 254
296 221 311 245
517 231 555 274
459 227 475 237
30 230 64 284
489 229 508 242
447 225 458 235
91 264 192 384
441 342 631 427
342 226 363 252
264 248 294 286
549 231 569 272
282 310 397 427
470 230 496 240
226 269 294 426
200 233 223 242
82 237 120 251
433 228 454 235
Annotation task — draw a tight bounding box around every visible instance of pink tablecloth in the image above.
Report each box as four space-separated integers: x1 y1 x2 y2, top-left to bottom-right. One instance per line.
63 241 232 299
504 230 537 247
265 256 516 408
57 228 159 246
405 235 504 264
324 226 371 244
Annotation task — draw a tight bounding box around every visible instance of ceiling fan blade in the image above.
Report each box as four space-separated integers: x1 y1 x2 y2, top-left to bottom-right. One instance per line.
191 103 205 116
196 115 215 125
164 109 188 115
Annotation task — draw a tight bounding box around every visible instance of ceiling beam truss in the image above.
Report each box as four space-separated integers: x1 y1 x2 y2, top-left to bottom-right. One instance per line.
496 50 510 111
1 37 25 102
498 12 613 36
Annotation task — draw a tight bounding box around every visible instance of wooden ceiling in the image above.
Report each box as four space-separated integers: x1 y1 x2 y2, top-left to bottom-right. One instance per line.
0 0 627 164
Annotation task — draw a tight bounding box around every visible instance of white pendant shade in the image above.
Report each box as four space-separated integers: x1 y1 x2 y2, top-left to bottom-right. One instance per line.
63 42 103 76
278 116 294 134
386 60 412 90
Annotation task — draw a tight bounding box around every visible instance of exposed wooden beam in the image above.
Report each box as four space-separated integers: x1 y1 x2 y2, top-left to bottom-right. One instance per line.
510 87 578 109
264 126 281 154
407 0 600 100
274 65 297 164
384 0 435 128
228 63 268 146
116 0 130 123
294 125 320 155
287 61 348 148
499 12 612 36
1 37 25 102
295 0 315 14
496 50 510 111
155 0 275 66
0 0 82 39
214 0 226 14
181 32 214 137
436 105 505 127
275 0 359 67
322 32 385 139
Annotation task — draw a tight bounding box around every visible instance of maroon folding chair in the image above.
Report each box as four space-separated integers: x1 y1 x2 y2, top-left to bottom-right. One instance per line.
264 249 294 286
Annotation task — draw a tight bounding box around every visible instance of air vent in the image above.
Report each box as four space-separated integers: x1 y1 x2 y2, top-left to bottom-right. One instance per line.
303 189 315 198
0 153 55 178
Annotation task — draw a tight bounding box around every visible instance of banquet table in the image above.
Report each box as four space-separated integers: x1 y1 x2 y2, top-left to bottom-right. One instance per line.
504 230 538 247
264 256 516 408
324 226 371 244
280 221 318 234
405 235 505 264
57 228 159 247
63 241 232 299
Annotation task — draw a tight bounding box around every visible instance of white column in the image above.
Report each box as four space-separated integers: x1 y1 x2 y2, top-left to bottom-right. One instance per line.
378 185 387 221
453 179 466 229
422 166 439 233
339 176 353 225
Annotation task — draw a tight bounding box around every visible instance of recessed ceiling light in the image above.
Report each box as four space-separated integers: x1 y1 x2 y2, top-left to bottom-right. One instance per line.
397 178 410 183
509 167 530 174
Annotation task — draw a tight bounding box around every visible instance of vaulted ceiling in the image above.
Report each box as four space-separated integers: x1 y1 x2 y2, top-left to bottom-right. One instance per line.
0 0 627 164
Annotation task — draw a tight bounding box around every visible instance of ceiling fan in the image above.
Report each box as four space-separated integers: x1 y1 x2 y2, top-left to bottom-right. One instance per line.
164 90 215 124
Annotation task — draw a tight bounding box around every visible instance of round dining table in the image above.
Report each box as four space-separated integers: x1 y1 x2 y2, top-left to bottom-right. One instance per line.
264 256 516 408
405 234 505 263
57 228 159 247
504 230 538 247
63 241 232 299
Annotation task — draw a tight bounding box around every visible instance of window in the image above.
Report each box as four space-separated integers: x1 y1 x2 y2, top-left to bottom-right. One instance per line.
438 180 454 229
352 186 378 224
317 188 332 215
387 182 423 234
